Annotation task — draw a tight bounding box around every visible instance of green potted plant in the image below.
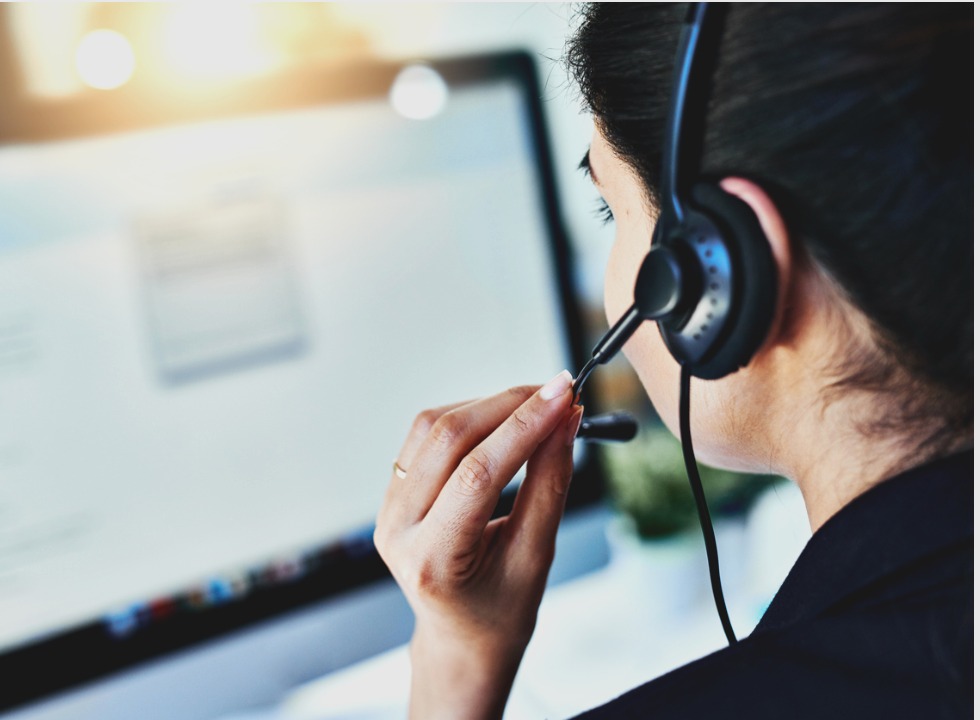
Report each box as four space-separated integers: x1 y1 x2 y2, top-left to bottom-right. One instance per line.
602 425 776 540
595 425 778 618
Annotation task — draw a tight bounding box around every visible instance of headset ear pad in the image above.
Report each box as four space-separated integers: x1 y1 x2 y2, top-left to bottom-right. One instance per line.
680 182 778 379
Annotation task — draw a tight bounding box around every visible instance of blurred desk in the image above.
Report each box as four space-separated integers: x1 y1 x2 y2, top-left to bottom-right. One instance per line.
276 555 729 720
250 482 808 720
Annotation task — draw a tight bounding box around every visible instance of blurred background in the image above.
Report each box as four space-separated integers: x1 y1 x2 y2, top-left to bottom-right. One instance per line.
0 2 808 719
0 1 640 420
0 3 612 293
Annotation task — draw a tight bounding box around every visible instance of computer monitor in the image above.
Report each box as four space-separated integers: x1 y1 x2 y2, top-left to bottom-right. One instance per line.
0 52 606 714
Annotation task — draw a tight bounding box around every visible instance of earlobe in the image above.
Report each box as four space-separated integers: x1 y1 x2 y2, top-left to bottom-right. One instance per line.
718 177 794 348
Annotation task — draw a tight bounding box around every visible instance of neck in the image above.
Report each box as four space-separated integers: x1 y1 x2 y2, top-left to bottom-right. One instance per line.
757 341 969 533
750 269 918 532
782 404 914 532
789 424 972 533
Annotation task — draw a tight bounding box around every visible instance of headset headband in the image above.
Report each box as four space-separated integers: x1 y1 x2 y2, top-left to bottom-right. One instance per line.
660 2 713 231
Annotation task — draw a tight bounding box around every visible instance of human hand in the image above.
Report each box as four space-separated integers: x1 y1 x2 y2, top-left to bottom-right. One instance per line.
374 371 583 720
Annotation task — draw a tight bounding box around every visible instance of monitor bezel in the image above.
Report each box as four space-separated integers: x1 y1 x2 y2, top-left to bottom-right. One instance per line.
0 50 606 712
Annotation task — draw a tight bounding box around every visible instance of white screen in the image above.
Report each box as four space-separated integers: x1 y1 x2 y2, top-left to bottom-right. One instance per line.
0 78 573 651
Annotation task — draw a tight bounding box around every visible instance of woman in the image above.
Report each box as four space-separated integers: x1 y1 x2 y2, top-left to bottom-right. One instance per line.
374 4 972 718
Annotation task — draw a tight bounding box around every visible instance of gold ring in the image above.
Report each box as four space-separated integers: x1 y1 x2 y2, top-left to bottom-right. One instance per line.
392 460 408 479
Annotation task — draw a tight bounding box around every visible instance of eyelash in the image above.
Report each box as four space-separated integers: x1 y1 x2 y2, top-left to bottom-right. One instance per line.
578 158 614 226
594 197 614 226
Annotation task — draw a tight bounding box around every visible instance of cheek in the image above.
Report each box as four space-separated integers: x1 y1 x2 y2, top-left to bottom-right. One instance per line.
603 224 648 327
629 323 683 435
603 238 631 327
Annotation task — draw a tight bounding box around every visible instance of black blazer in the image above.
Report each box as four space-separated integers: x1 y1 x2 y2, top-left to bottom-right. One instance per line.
574 450 973 719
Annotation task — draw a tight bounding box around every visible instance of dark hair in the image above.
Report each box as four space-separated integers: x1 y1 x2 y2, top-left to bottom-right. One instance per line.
566 3 973 456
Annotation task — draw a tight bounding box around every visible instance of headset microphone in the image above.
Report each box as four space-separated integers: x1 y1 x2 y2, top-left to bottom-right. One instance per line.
571 244 700 399
575 411 639 443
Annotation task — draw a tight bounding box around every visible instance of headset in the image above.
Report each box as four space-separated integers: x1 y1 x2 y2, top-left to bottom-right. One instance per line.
571 2 778 646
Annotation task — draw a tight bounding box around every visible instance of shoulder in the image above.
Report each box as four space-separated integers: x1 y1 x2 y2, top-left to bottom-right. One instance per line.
574 574 972 719
573 452 973 719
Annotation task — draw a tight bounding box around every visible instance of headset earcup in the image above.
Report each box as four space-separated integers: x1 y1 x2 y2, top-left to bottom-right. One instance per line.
676 182 777 379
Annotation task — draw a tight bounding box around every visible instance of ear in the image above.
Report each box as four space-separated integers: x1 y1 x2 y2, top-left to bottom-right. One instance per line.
718 177 794 349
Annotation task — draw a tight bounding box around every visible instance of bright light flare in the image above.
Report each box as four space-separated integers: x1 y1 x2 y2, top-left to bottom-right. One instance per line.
163 4 276 81
389 65 449 121
75 29 136 91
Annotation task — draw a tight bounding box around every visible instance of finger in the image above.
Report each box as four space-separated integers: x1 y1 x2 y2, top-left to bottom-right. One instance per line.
506 405 582 572
394 384 540 524
423 370 574 557
396 399 475 472
378 398 474 537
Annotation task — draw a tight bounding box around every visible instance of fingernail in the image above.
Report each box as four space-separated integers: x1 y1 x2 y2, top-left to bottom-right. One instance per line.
565 406 584 446
539 370 573 401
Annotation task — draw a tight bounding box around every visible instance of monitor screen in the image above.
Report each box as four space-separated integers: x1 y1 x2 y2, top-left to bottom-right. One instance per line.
0 54 601 709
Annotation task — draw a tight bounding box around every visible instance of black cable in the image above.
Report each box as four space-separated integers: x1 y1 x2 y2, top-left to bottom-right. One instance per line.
679 363 738 646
